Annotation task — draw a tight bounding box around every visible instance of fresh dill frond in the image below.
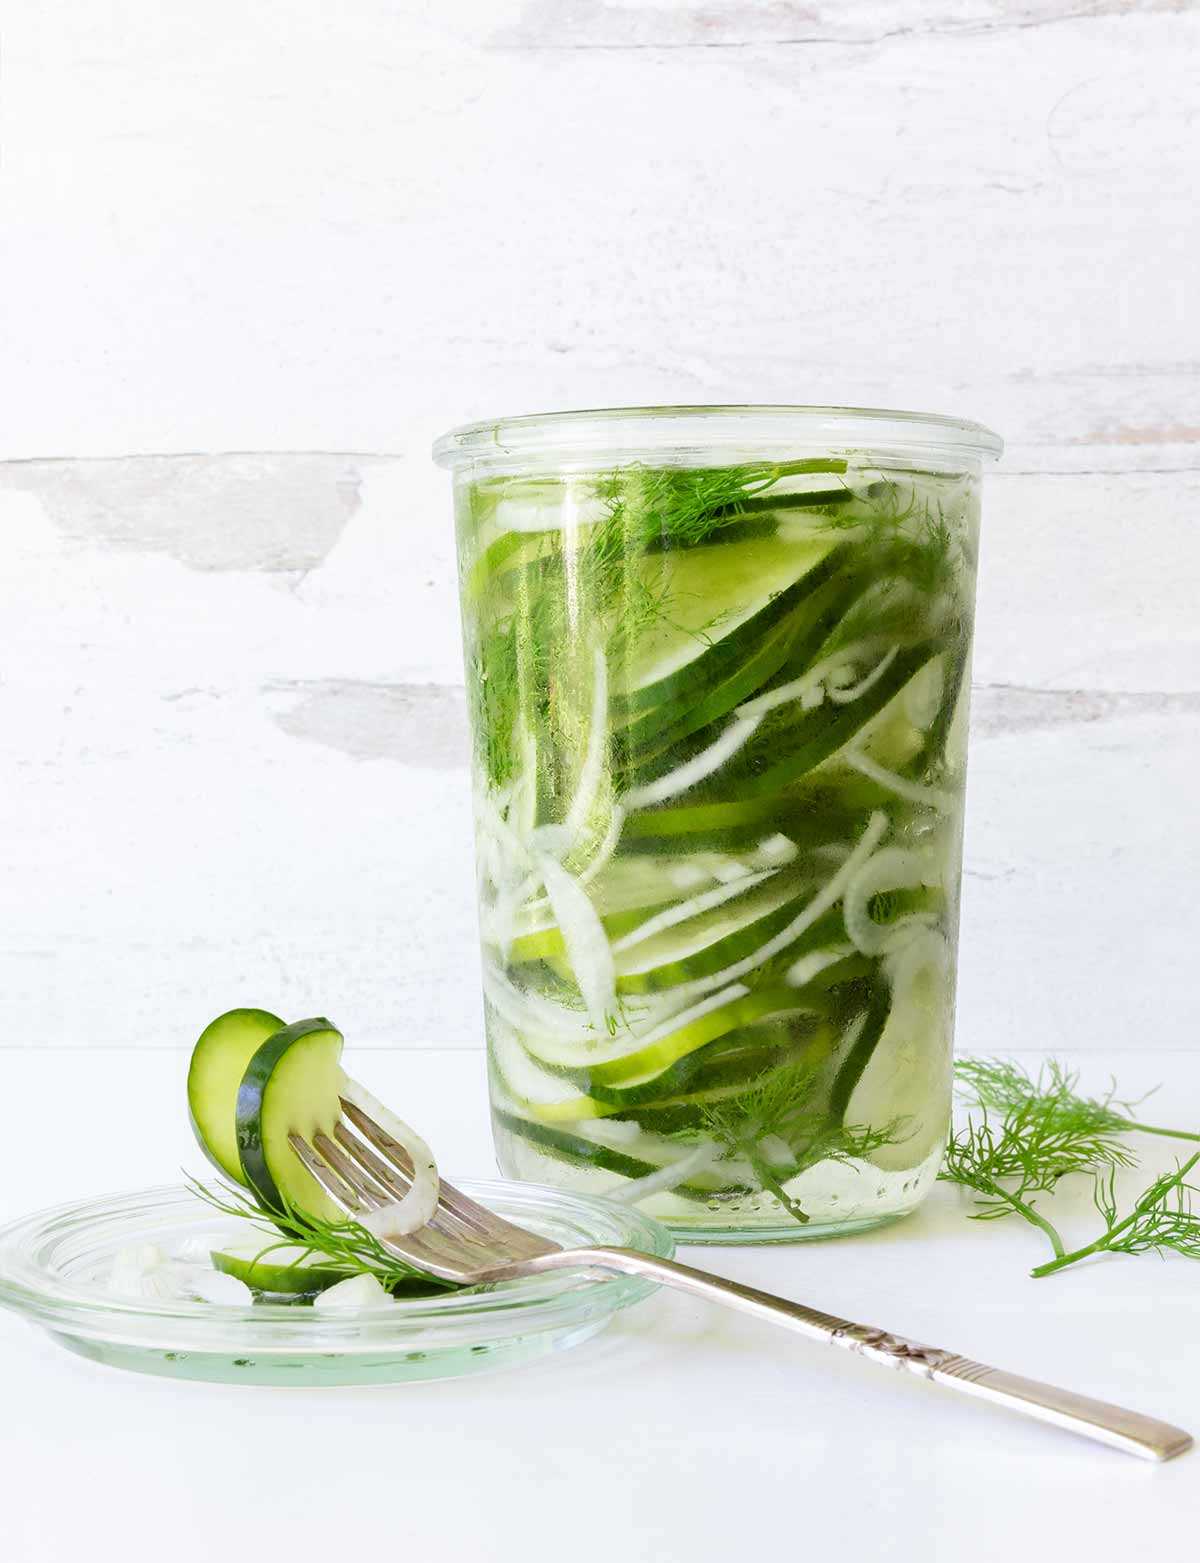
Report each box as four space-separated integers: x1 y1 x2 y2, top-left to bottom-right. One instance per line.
1030 1153 1200 1278
697 1057 902 1226
187 1176 455 1295
943 1056 1200 1277
955 1055 1200 1146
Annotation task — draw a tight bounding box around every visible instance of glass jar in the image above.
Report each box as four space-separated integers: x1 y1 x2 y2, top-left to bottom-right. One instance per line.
434 406 1001 1242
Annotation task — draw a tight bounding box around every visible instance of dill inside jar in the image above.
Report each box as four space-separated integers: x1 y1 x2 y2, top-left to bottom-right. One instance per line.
435 406 1001 1242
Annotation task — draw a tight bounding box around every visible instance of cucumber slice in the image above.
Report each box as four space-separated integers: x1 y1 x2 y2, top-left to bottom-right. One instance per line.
716 642 946 800
611 536 837 709
236 1018 347 1221
490 1022 609 1123
584 1019 821 1108
493 1108 746 1198
621 793 862 855
612 873 813 993
615 562 865 767
187 1007 285 1184
838 932 953 1170
211 1243 353 1296
589 986 815 1087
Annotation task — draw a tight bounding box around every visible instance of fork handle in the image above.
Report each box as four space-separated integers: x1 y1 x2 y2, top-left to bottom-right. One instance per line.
523 1246 1192 1462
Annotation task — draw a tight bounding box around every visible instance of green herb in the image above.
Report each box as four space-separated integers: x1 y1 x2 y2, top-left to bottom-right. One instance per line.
955 1055 1200 1145
942 1057 1200 1277
697 1057 901 1226
188 1176 455 1295
1030 1154 1200 1278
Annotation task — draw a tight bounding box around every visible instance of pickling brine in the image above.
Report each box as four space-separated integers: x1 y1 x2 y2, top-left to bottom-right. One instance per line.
435 407 999 1241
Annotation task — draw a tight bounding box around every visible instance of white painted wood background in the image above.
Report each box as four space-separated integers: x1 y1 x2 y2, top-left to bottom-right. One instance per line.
2 1 1198 1054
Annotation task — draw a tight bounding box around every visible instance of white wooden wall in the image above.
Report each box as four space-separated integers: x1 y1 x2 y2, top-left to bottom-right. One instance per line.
3 2 1198 1053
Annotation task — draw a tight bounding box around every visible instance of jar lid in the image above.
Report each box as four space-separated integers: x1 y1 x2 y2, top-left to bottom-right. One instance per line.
433 403 1003 473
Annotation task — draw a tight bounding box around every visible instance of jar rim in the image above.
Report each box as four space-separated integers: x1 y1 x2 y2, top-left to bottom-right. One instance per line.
432 403 1003 472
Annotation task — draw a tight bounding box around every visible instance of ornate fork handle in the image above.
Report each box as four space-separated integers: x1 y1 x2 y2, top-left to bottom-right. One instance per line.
513 1246 1192 1462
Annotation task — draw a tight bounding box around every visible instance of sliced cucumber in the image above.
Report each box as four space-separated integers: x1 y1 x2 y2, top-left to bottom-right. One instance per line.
493 1109 746 1198
610 536 837 709
589 986 815 1087
838 931 953 1170
716 642 946 799
211 1243 353 1296
490 1022 609 1123
612 873 813 993
615 561 865 766
621 793 863 855
584 1020 821 1108
510 901 673 966
236 1018 347 1221
187 1007 285 1184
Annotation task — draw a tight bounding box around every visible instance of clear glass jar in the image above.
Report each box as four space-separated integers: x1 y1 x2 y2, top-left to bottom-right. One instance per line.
434 406 1001 1243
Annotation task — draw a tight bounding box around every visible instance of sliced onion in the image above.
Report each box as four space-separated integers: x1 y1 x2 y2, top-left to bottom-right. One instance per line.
786 943 856 988
842 846 939 957
341 1078 440 1237
312 1272 390 1312
609 870 775 954
609 1141 721 1204
622 715 761 810
648 812 891 1007
755 834 798 865
535 852 617 1033
107 1244 167 1299
843 749 955 813
183 1268 254 1306
827 645 899 705
483 966 597 1044
737 642 881 721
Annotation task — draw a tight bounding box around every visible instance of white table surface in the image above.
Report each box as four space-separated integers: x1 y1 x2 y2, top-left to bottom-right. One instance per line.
3 1045 1198 1560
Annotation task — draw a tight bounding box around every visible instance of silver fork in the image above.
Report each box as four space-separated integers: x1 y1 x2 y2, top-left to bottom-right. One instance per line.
290 1099 1192 1463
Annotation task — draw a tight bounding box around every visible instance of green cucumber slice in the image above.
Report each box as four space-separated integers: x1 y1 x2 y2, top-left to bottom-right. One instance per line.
187 1007 285 1184
235 1018 346 1221
714 642 946 800
611 536 837 709
493 1109 746 1198
589 986 814 1086
211 1243 353 1296
614 562 865 767
841 931 953 1171
612 873 813 993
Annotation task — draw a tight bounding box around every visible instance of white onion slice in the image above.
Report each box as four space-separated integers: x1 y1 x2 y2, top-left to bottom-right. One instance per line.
341 1078 440 1238
645 812 890 1007
183 1268 254 1306
827 646 899 705
843 748 954 813
737 642 881 720
535 852 617 1033
622 715 761 810
609 1142 721 1204
609 869 775 954
312 1272 390 1312
842 846 939 957
786 943 856 988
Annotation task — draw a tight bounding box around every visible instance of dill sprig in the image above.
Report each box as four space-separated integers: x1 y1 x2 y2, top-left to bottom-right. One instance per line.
187 1175 455 1296
955 1056 1200 1145
697 1058 902 1226
1030 1154 1200 1278
943 1057 1200 1277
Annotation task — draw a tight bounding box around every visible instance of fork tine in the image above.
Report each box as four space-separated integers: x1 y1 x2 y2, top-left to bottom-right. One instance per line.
288 1133 363 1215
338 1094 555 1257
334 1121 509 1251
312 1130 389 1209
331 1123 518 1265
